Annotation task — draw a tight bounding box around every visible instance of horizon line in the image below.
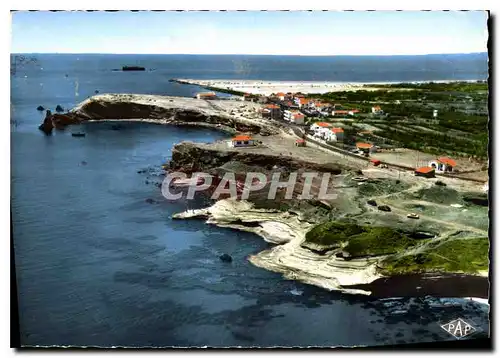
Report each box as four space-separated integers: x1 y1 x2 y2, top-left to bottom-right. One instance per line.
10 52 488 57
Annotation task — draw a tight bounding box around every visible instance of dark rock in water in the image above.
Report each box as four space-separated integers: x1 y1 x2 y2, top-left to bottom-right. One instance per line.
38 110 54 135
94 90 99 94
71 132 86 137
367 200 377 206
65 74 69 77
145 198 159 204
137 169 147 174
81 161 88 166
378 205 391 212
55 105 64 112
145 180 149 185
36 105 45 111
219 254 232 263
155 182 162 188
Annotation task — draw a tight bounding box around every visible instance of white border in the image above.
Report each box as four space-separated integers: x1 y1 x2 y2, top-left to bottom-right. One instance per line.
3 1 496 356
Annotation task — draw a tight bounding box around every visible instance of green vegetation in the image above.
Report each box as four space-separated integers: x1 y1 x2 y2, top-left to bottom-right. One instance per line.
380 237 489 275
343 227 416 257
304 221 417 257
307 81 489 159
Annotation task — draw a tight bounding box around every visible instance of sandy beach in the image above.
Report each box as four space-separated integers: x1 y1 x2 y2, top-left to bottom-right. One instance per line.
175 79 477 96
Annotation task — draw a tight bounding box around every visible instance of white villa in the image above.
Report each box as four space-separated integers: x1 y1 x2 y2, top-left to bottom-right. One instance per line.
283 110 305 125
428 157 457 173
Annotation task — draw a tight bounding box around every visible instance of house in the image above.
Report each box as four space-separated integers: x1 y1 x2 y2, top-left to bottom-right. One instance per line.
262 104 281 119
326 127 344 142
196 92 217 100
428 157 457 173
229 135 255 148
415 166 436 178
283 110 305 125
310 122 333 139
331 110 349 117
356 142 376 155
371 106 383 115
295 97 311 108
276 92 286 101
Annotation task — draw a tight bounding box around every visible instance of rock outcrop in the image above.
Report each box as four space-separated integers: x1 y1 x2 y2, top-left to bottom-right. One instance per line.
169 141 344 175
38 94 279 136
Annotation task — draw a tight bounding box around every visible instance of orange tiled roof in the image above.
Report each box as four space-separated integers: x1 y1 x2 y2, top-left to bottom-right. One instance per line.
315 122 332 127
438 157 457 167
331 127 344 133
356 142 373 149
266 104 280 109
334 110 349 114
415 166 435 174
232 135 252 141
276 92 286 96
373 106 382 110
299 98 310 104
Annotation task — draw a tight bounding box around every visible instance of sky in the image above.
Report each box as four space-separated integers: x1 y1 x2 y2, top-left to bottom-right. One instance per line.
10 11 489 55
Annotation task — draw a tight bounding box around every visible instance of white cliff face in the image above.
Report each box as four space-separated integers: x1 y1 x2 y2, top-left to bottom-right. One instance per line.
172 199 382 295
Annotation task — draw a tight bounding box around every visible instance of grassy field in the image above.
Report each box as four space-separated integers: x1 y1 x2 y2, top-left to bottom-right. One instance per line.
380 237 489 275
304 221 418 257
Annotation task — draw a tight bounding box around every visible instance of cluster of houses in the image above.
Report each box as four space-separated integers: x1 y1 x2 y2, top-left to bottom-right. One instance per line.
309 122 344 142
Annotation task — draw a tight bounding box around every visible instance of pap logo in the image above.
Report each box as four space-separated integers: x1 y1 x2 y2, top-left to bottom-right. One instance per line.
440 318 476 339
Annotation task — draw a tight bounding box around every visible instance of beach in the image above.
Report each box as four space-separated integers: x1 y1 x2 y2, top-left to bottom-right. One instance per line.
174 79 480 96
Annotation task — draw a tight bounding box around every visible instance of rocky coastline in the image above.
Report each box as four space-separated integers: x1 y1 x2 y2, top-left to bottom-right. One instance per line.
40 94 490 300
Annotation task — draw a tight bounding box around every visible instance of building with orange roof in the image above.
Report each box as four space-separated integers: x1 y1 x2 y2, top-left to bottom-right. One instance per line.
275 92 286 100
326 127 344 142
261 104 281 119
196 92 217 100
371 105 383 114
415 166 436 178
229 134 255 148
356 142 376 155
331 110 349 116
283 109 305 125
428 157 457 173
310 122 334 140
294 97 312 108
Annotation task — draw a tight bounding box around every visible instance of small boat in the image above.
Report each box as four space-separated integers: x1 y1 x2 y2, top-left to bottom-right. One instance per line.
407 213 420 219
72 132 86 137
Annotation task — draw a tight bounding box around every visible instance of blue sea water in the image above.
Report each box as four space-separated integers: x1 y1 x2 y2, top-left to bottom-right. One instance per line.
11 54 489 347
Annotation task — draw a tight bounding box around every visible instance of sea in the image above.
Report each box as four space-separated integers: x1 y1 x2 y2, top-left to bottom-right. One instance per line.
10 53 489 347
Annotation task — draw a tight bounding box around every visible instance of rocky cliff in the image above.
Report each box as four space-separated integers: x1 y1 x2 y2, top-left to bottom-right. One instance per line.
38 93 279 135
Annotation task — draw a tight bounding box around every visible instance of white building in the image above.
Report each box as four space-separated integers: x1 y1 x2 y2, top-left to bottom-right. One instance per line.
372 106 383 114
310 122 333 139
428 157 457 173
283 110 305 125
433 109 438 118
326 127 344 142
229 135 256 148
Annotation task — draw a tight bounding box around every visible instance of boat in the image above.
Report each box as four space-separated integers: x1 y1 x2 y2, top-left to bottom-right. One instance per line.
122 66 145 71
71 132 86 137
407 213 420 219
